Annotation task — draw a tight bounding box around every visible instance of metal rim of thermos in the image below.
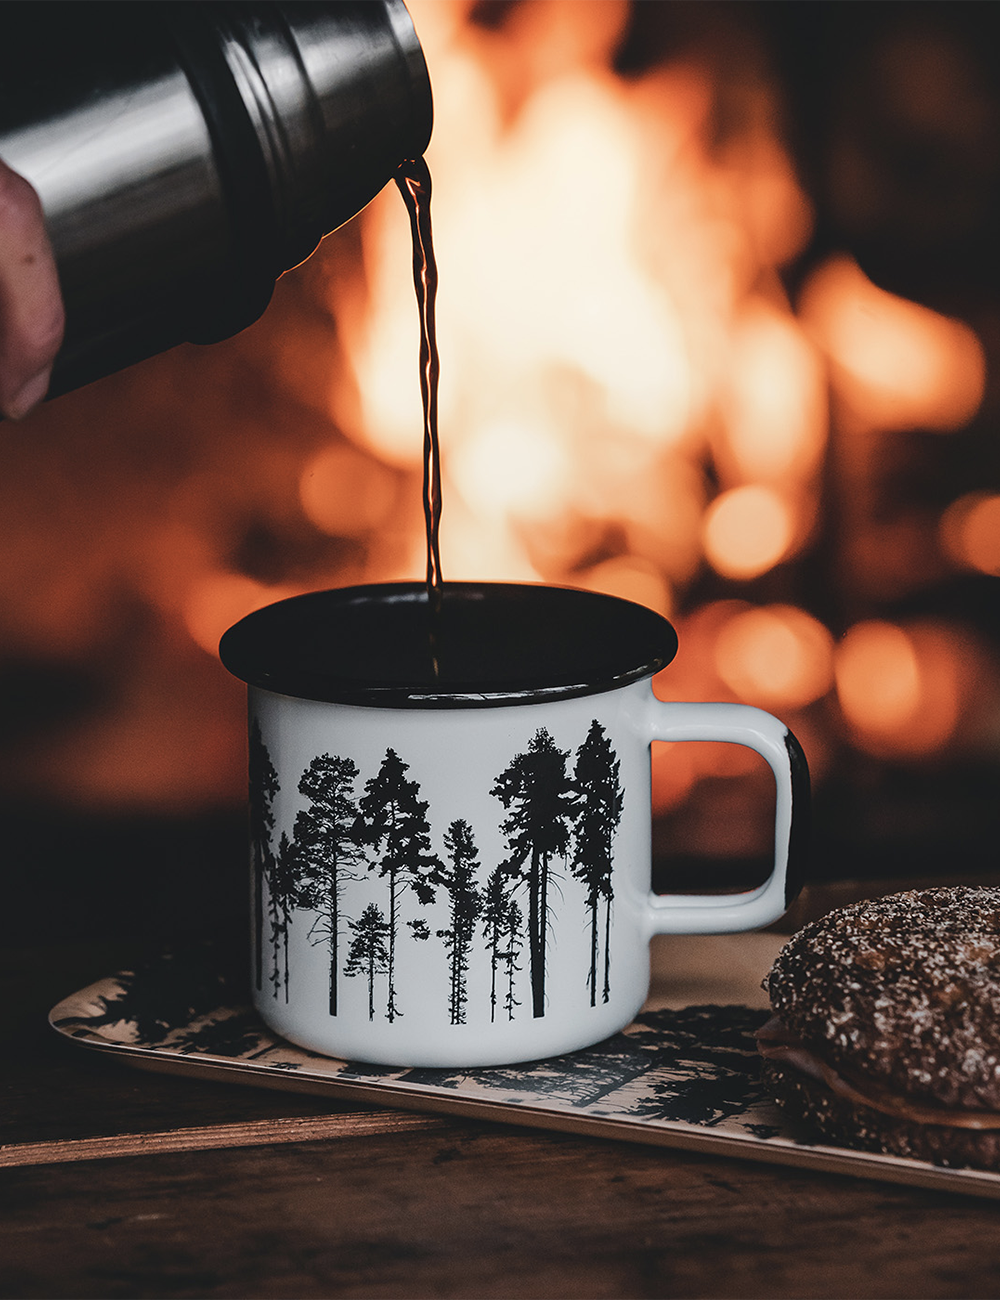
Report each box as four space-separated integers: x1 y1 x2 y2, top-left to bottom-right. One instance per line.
164 1 433 346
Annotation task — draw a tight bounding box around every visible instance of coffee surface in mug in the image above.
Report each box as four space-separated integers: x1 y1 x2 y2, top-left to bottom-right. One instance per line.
219 581 679 706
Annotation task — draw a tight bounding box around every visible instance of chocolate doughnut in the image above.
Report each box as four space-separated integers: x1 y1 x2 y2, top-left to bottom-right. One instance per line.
758 886 1000 1169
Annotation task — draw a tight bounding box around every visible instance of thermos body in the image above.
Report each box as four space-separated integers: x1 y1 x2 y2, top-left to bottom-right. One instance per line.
0 1 432 397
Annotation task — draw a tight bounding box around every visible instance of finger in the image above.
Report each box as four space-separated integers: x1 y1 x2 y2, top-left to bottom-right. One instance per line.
0 158 65 419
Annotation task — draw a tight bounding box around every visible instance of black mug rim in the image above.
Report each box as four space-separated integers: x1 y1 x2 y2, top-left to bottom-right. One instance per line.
219 581 679 709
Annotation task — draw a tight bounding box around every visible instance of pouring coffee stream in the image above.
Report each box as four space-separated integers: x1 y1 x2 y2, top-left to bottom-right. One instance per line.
395 156 445 675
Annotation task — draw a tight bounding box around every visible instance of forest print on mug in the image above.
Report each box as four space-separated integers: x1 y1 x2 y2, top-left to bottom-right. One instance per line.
249 715 624 1032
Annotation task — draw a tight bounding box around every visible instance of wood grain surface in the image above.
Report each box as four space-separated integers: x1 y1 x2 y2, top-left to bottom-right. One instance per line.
1 940 424 1161
6 885 1000 1299
0 1110 448 1169
5 1123 1000 1299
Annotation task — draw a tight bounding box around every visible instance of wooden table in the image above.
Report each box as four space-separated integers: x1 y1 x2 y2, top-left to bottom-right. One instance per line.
4 885 1000 1300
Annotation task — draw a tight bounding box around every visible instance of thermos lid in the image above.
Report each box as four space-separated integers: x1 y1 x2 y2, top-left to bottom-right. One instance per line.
219 582 679 708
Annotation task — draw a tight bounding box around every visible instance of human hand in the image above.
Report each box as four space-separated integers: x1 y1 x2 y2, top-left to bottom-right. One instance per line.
0 157 64 419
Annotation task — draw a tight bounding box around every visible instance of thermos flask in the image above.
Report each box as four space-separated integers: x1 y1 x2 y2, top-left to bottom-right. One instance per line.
0 1 433 398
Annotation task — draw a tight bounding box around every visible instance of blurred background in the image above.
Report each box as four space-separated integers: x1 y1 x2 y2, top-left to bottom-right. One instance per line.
6 0 1000 946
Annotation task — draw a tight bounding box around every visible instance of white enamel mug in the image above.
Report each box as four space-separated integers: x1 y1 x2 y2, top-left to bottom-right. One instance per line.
220 582 808 1067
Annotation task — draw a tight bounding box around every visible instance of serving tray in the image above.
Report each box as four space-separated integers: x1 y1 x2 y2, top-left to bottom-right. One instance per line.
49 946 1000 1201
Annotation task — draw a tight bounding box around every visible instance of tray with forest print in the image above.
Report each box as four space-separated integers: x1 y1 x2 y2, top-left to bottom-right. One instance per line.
49 943 1000 1200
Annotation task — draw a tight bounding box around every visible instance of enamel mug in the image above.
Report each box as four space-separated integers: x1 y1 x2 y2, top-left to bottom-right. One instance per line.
220 582 808 1067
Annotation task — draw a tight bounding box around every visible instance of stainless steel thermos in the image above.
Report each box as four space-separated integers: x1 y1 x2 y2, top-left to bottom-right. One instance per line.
0 1 433 397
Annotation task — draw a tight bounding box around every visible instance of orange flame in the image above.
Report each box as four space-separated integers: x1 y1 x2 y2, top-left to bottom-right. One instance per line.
721 301 827 483
833 620 971 757
299 444 400 538
801 256 985 433
332 0 825 593
941 493 1000 577
702 485 796 579
5 0 995 816
715 605 834 709
184 574 302 658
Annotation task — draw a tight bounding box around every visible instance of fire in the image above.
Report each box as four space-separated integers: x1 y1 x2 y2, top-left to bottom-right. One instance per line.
1 0 994 819
801 255 985 433
702 485 796 580
835 622 922 737
449 417 571 525
299 444 399 538
941 493 1000 577
184 574 302 658
575 554 671 617
721 301 827 483
833 620 968 757
336 0 826 592
714 605 834 710
650 598 838 825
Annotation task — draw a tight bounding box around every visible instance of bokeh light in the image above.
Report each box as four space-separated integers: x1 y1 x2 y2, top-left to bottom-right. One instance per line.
299 445 398 536
834 620 965 756
715 604 834 709
702 485 795 579
941 493 1000 577
801 256 985 432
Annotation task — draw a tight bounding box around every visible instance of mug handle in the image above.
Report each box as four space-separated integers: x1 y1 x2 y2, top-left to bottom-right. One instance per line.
643 700 809 935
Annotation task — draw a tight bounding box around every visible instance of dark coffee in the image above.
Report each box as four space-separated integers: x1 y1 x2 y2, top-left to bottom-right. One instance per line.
219 582 678 708
394 158 443 624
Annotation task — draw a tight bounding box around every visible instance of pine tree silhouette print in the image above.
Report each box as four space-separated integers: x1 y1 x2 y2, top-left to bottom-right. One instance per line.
481 867 510 1024
268 831 298 1002
51 950 231 1046
249 721 280 992
436 819 482 1025
291 753 364 1016
344 903 391 1021
570 721 624 1005
173 1009 267 1058
503 899 523 1022
492 728 575 1018
356 748 443 1022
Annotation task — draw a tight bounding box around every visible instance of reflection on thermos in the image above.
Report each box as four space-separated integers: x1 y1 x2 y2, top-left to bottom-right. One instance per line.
0 1 433 397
